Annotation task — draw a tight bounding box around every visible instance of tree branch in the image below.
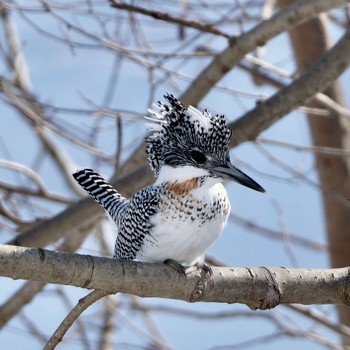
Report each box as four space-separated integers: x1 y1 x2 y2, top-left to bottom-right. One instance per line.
0 7 81 194
1 244 349 310
180 0 350 106
0 226 92 328
228 27 350 147
44 289 111 350
6 164 151 248
109 1 230 38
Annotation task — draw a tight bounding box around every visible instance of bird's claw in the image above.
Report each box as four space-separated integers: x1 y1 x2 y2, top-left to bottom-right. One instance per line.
197 262 213 277
164 259 187 276
164 259 212 278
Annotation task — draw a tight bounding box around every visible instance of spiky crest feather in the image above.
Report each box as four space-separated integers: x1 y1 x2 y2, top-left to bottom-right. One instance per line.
145 94 232 176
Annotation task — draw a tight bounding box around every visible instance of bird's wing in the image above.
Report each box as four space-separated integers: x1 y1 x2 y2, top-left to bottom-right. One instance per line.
114 184 164 261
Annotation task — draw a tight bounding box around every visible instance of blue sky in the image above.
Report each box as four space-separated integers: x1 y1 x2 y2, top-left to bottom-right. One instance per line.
0 3 349 349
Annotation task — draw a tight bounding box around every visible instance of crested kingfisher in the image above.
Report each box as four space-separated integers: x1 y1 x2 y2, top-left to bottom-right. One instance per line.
73 94 265 273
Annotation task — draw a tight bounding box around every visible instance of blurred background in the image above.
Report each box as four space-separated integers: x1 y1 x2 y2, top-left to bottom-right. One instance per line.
0 1 350 349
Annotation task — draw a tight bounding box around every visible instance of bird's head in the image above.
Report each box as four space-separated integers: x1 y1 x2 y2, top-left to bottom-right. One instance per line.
145 94 265 193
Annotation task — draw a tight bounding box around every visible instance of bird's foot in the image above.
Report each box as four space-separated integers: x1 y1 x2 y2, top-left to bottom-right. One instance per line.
164 259 187 276
196 262 213 278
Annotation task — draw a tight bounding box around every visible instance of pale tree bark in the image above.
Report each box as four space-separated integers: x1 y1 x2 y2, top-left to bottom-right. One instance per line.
1 244 350 309
0 226 92 328
278 0 350 343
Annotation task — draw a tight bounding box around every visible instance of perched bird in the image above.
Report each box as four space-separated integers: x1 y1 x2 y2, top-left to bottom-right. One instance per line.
73 94 264 273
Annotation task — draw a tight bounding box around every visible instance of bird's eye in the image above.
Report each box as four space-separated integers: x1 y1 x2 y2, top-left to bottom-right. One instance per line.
190 150 206 164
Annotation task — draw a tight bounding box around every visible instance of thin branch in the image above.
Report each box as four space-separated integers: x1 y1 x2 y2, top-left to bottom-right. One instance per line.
0 7 31 90
0 82 113 163
44 289 111 350
229 213 327 252
0 196 34 225
54 287 93 350
314 92 350 118
258 137 350 157
0 159 47 191
6 164 151 248
110 1 230 38
0 181 73 205
19 312 47 344
130 296 170 350
244 54 350 118
98 295 117 350
286 305 350 340
257 143 350 209
0 8 81 194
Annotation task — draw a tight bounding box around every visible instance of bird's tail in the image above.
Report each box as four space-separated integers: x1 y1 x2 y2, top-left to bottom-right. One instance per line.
73 168 127 221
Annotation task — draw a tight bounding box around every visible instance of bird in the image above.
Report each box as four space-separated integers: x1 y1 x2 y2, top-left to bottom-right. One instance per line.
73 94 265 274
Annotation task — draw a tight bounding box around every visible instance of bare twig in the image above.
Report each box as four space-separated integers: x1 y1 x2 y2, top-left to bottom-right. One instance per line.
0 159 47 191
258 137 350 157
286 305 350 340
0 6 31 90
98 295 118 350
0 8 81 194
130 296 170 350
0 181 73 205
54 286 92 350
44 289 112 350
110 1 230 38
243 54 350 118
230 212 326 251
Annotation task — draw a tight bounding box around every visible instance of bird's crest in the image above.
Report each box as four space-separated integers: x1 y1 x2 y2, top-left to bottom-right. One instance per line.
145 94 232 176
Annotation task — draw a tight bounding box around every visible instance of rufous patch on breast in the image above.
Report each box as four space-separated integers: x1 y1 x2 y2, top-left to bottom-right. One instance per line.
165 178 200 196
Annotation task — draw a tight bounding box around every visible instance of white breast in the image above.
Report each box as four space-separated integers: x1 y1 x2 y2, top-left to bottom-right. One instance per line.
137 179 230 265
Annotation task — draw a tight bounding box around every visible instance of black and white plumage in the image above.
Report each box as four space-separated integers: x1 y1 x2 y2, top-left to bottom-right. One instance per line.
73 94 264 268
145 95 232 177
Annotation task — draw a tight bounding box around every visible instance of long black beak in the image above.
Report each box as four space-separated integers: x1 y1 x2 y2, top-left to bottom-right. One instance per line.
212 163 265 193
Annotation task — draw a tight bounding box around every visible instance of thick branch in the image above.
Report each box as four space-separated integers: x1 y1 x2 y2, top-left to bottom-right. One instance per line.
0 227 92 328
1 244 349 310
